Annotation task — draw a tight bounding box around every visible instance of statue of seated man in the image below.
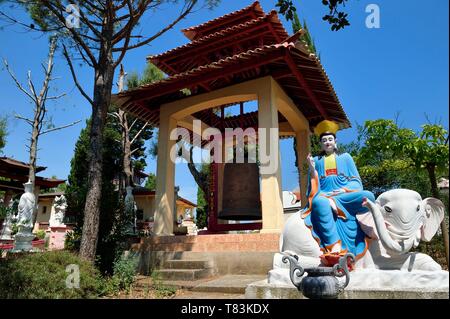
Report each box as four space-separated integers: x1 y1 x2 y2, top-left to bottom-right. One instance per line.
301 120 375 265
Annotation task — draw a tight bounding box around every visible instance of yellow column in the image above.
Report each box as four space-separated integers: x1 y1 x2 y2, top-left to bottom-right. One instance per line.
295 130 311 207
153 114 177 236
258 82 284 233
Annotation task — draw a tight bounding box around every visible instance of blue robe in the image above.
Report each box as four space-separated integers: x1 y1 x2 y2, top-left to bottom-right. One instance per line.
301 152 375 259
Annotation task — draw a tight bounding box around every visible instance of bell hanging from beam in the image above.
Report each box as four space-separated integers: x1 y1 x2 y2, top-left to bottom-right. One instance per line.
218 162 262 221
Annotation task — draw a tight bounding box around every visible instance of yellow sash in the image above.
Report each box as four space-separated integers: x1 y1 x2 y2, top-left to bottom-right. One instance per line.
324 154 337 176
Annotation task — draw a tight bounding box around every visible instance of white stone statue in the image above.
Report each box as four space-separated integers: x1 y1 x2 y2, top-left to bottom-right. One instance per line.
184 209 192 221
279 189 445 271
17 181 35 229
13 182 36 251
49 195 67 227
124 186 137 235
0 201 17 240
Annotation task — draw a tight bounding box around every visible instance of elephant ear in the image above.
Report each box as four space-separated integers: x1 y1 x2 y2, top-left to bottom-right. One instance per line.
356 211 379 240
421 197 445 242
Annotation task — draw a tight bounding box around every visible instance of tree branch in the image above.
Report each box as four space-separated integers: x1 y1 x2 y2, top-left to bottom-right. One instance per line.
0 10 63 32
128 117 139 132
27 70 40 103
112 0 196 52
40 0 98 67
130 121 148 145
14 114 33 126
40 120 81 135
130 147 140 155
62 44 94 106
46 93 67 100
3 59 36 102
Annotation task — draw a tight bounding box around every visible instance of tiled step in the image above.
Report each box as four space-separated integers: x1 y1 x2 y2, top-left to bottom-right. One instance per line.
164 259 214 270
155 268 215 281
191 275 266 294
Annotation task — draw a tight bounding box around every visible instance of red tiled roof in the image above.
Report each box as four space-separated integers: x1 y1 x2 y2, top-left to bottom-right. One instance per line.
113 42 349 128
112 2 350 133
181 1 265 40
0 156 46 173
132 187 196 207
149 10 288 75
177 197 197 208
39 192 65 198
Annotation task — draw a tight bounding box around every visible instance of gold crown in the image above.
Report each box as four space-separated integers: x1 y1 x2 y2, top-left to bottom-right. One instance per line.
314 120 340 136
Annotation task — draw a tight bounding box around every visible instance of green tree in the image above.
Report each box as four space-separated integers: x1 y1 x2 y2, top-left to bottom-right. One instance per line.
358 119 449 266
65 118 123 274
110 63 161 195
144 172 157 191
0 116 7 153
0 0 219 261
195 164 210 229
277 0 350 31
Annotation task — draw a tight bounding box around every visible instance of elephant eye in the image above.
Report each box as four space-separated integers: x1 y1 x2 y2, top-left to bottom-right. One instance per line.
417 205 420 212
384 206 392 213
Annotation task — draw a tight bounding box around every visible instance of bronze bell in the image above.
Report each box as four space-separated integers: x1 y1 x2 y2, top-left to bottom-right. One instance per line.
218 163 262 220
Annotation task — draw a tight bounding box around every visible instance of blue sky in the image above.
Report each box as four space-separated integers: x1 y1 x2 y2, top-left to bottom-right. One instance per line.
0 0 448 204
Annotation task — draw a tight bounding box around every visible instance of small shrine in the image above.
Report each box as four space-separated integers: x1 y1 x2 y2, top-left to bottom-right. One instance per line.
112 1 349 236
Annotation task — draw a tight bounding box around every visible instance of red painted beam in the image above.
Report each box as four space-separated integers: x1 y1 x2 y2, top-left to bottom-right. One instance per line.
285 52 328 119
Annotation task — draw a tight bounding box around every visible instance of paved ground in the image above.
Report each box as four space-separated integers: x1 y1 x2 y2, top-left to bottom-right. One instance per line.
191 275 267 294
134 274 267 299
173 291 245 299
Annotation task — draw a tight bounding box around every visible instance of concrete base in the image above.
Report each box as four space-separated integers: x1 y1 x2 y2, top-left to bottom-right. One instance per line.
13 231 35 252
268 268 449 290
246 268 449 299
245 279 449 299
48 226 68 250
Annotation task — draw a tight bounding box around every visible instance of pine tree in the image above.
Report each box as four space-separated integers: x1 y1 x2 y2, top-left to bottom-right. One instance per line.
0 116 7 153
2 0 218 261
65 118 123 274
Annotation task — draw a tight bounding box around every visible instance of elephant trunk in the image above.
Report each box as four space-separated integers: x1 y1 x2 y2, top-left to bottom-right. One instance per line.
363 198 409 254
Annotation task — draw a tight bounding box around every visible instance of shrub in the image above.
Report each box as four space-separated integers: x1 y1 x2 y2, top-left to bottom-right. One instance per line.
0 250 105 299
64 229 81 251
151 270 177 298
35 229 46 240
103 252 139 295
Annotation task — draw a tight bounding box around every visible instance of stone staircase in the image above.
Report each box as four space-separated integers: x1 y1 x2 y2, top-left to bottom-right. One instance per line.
154 259 216 281
133 257 267 298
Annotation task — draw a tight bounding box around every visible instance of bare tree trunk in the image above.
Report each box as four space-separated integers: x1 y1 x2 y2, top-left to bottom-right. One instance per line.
79 28 115 261
122 116 132 187
427 164 449 268
29 116 39 226
115 65 133 191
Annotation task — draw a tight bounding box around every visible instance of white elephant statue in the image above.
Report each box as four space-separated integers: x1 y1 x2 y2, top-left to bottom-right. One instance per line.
280 189 445 271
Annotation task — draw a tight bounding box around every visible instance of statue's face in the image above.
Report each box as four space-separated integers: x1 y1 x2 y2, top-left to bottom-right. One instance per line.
320 134 336 155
